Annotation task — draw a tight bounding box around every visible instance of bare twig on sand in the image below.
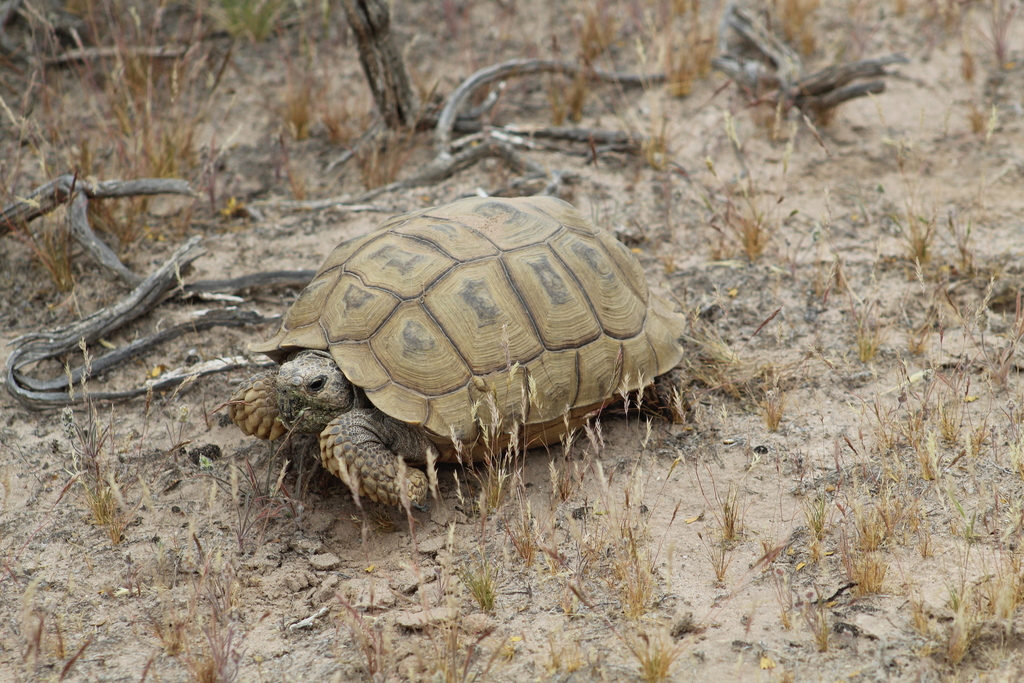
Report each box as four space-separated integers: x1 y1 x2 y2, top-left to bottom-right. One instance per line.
712 5 907 121
1 175 197 285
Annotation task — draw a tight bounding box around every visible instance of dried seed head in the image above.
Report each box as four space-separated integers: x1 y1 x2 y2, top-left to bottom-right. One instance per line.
177 406 189 423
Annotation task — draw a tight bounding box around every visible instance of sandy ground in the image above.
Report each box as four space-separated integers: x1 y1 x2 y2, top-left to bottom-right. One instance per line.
4 1 1024 681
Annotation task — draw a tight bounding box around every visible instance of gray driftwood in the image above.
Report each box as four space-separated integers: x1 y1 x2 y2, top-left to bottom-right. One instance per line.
4 236 314 408
712 4 907 119
2 175 196 284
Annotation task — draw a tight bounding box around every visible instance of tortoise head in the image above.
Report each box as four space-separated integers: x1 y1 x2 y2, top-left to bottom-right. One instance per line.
275 350 355 433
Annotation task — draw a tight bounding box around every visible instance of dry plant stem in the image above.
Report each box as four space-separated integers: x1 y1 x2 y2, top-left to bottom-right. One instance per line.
3 175 193 284
339 0 418 129
7 262 310 407
7 262 307 405
501 124 635 145
718 4 803 87
13 310 275 399
275 60 656 213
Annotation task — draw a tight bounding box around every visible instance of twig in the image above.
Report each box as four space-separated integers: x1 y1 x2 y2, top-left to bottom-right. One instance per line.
326 118 384 172
791 55 907 99
502 124 636 146
718 4 802 88
182 270 315 296
263 136 554 211
803 80 887 112
279 60 657 213
288 606 330 631
4 260 307 409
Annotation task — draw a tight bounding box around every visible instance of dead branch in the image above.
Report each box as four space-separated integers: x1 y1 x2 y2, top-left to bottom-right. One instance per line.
1 175 195 235
66 192 140 286
6 236 204 408
803 81 887 112
1 175 196 283
181 271 315 296
10 309 273 401
340 0 417 129
502 124 636 146
6 250 315 408
435 58 664 156
713 5 907 121
277 57 657 213
792 55 907 100
717 4 801 88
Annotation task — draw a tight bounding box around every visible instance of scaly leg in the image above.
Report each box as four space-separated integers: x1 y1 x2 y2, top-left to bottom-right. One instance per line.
228 370 287 441
319 409 432 508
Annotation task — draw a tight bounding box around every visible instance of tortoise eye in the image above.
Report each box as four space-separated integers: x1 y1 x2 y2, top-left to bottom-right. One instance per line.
308 376 327 392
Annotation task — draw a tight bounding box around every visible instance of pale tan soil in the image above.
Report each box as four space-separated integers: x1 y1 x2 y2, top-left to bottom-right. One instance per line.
4 1 1024 682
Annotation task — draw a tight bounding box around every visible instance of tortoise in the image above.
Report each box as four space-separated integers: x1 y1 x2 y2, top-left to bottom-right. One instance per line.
229 196 685 508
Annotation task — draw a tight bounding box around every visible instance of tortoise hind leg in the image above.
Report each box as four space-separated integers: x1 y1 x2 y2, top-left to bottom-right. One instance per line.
229 370 288 441
319 409 432 508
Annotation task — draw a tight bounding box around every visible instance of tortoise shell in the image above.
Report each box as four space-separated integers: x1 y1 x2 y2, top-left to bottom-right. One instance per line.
251 196 684 455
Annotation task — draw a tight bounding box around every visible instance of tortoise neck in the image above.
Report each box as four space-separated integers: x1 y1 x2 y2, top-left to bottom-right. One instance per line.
351 386 372 411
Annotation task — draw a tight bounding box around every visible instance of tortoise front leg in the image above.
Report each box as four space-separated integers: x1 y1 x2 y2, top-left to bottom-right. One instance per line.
228 370 288 441
319 409 432 508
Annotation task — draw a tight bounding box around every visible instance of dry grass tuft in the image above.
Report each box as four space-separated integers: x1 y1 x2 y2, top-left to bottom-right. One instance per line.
460 553 497 612
625 627 686 683
799 587 831 652
847 294 886 363
209 0 286 42
355 127 420 190
778 0 820 55
336 595 393 678
11 213 75 293
661 2 715 97
63 404 139 546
